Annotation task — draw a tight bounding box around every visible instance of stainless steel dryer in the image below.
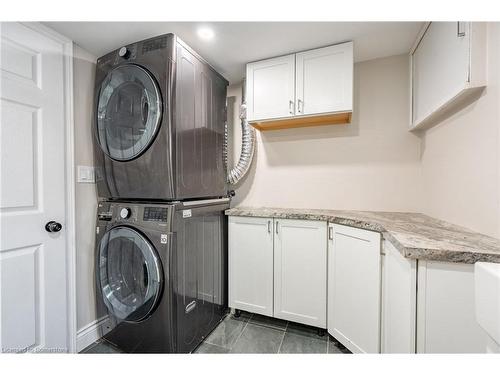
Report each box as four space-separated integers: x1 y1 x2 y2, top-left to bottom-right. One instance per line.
95 198 229 353
93 34 228 201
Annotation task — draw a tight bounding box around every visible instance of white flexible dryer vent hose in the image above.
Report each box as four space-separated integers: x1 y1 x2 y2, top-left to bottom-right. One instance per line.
225 80 255 185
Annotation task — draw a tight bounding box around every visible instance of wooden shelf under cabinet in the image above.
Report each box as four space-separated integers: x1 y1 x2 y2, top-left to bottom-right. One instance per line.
250 111 352 131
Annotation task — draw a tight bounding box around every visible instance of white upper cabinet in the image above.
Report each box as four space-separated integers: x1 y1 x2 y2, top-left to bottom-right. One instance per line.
410 22 486 130
274 219 327 328
246 54 295 122
296 42 353 116
246 41 353 130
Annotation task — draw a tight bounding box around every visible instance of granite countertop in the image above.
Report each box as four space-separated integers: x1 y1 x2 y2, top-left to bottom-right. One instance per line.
225 207 500 264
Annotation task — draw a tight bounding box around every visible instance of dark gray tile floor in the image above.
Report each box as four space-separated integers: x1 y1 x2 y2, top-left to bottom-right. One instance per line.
80 312 351 354
195 312 351 354
81 340 123 354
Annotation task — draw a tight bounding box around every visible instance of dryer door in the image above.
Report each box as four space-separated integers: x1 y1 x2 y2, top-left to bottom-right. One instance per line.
96 64 162 161
98 226 163 322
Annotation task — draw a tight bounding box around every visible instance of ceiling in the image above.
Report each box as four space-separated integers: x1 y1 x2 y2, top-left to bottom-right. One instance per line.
44 22 424 84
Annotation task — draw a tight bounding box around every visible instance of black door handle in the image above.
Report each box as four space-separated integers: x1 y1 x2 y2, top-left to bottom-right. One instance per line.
45 221 62 233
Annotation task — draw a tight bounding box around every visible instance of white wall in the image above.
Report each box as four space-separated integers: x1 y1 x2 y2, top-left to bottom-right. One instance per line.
229 54 423 212
420 23 500 238
73 45 101 331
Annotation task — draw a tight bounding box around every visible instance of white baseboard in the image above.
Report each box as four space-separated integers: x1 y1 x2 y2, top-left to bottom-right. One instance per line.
76 315 113 352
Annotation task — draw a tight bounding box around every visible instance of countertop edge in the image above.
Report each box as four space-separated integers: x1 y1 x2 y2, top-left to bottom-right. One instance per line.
225 208 500 264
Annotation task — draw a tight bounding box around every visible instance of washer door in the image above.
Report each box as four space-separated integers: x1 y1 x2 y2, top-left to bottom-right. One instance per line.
98 226 163 322
96 64 162 161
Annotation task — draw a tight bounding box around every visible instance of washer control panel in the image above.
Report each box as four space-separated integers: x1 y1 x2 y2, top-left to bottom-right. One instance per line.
111 204 137 222
143 207 168 222
114 44 137 63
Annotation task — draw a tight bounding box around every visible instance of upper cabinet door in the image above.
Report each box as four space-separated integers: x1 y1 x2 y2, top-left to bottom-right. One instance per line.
412 22 469 125
295 42 353 116
410 22 486 131
246 54 295 122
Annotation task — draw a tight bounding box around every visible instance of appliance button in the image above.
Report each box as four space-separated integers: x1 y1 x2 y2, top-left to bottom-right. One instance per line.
120 208 131 219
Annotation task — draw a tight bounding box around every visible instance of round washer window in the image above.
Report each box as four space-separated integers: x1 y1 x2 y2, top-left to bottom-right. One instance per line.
98 226 163 322
96 65 162 161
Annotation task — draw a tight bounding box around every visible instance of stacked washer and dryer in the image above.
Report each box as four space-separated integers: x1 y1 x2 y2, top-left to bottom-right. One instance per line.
92 34 230 353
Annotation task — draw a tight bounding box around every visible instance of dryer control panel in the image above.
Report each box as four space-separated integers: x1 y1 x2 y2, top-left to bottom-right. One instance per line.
143 207 168 222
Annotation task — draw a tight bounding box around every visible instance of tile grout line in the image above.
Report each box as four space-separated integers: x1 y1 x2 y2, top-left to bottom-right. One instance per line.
277 321 288 354
229 314 251 352
205 342 229 351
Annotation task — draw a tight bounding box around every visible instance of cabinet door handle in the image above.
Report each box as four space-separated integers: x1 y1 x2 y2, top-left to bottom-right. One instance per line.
289 100 294 115
457 22 466 37
267 220 271 233
297 99 303 113
328 226 333 240
276 221 279 234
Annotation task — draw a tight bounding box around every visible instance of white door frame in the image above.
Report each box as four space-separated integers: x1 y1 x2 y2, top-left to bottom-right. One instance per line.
18 22 77 353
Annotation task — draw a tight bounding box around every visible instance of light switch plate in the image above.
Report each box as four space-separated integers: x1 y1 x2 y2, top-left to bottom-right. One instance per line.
77 166 96 183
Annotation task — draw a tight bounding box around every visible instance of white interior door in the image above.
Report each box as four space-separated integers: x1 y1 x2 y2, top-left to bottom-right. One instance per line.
1 22 72 353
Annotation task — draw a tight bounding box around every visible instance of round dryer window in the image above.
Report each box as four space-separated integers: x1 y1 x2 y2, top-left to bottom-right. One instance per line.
96 64 162 161
98 226 163 322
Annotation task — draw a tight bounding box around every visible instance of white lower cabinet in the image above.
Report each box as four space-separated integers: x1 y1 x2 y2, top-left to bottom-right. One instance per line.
274 219 327 328
228 216 327 328
381 241 417 353
230 215 489 353
416 261 488 353
328 224 382 353
228 216 274 316
381 250 489 353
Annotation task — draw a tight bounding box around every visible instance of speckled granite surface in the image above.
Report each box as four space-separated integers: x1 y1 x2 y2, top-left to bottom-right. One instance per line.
225 207 500 264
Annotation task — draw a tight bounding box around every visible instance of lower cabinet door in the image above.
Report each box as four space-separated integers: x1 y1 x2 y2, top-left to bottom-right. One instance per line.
228 216 274 316
416 261 488 353
328 224 381 353
274 219 327 328
381 241 417 353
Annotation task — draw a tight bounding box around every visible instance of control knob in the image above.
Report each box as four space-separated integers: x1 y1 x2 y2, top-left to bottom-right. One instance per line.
118 47 131 59
120 208 131 219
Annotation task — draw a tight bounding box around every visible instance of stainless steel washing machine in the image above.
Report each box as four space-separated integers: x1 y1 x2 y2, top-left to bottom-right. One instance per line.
95 198 229 353
93 33 229 201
